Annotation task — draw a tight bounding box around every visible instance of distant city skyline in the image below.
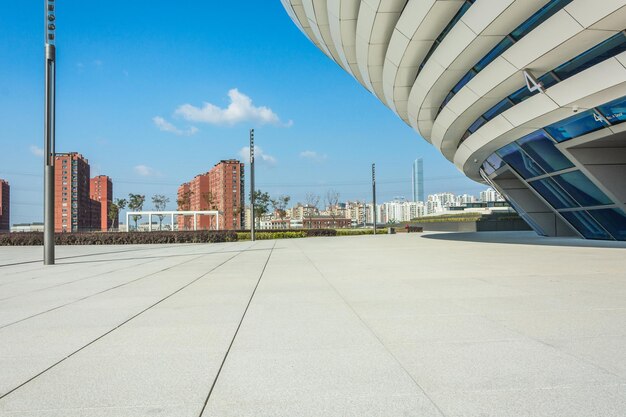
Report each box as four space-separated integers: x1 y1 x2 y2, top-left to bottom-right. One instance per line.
0 2 485 225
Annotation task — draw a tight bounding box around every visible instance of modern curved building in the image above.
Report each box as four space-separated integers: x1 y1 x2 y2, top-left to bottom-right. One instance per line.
281 0 626 241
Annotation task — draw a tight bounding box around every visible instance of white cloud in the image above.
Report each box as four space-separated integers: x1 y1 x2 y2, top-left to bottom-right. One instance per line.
30 145 44 157
175 89 292 127
299 150 327 162
153 116 199 136
134 165 159 177
238 146 277 166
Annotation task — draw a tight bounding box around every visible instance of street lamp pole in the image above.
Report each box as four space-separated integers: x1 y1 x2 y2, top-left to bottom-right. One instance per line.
372 163 377 235
44 0 56 265
249 129 256 242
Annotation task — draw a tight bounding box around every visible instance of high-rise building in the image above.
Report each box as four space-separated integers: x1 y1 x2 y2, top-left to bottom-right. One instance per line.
0 179 10 232
90 176 113 231
54 153 103 232
177 159 245 230
412 158 424 203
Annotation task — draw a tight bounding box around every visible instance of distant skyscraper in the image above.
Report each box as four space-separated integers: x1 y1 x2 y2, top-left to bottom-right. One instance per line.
412 158 424 203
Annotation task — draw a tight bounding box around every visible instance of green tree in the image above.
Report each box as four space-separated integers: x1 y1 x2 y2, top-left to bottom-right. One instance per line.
128 194 145 231
271 194 291 220
108 198 127 231
253 190 271 229
152 194 170 231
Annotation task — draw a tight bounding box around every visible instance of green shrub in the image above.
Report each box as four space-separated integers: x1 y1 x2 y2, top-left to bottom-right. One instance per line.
0 231 238 246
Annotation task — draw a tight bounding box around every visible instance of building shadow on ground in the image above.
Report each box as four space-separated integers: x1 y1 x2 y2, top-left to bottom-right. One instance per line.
420 231 626 249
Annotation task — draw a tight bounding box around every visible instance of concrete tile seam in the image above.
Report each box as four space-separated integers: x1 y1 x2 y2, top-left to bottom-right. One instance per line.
0 257 159 303
292 240 449 417
0 242 246 329
0 243 202 269
0 243 254 402
199 241 277 417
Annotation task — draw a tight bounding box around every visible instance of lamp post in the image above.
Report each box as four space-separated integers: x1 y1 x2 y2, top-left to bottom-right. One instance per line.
372 163 377 235
249 129 256 242
44 0 56 265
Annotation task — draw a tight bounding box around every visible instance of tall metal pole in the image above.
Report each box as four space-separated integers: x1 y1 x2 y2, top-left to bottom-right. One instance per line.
249 129 256 242
44 0 56 265
372 163 377 235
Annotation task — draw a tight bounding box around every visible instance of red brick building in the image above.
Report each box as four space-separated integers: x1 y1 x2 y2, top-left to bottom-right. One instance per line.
54 153 109 232
0 179 9 232
303 216 352 229
90 176 113 231
177 160 245 230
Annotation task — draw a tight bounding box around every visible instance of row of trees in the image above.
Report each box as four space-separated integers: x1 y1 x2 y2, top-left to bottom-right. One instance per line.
251 189 341 226
108 194 170 231
107 189 342 231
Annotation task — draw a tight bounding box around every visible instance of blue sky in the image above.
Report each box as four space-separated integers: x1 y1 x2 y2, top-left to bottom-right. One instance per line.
0 1 484 224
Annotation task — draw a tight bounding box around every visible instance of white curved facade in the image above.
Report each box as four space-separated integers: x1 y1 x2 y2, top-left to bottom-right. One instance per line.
282 0 626 241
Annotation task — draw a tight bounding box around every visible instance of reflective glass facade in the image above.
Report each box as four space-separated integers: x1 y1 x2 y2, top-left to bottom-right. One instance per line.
482 95 626 241
439 0 573 113
461 31 626 146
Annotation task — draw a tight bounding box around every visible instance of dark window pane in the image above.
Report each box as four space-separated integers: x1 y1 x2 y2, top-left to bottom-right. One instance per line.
484 99 514 120
468 117 487 134
517 131 574 173
486 153 505 171
510 0 573 40
497 143 545 179
418 0 475 74
529 177 578 209
544 110 608 142
560 210 611 240
474 37 514 72
553 171 612 207
554 32 626 80
482 161 495 176
588 208 626 241
597 95 626 125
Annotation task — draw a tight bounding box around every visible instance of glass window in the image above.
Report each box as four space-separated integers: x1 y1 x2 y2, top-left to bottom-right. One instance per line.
553 171 612 207
418 0 475 74
517 131 574 173
468 117 487 134
588 208 626 241
496 143 545 179
482 162 495 176
553 32 626 81
486 154 505 171
529 177 578 209
510 0 573 40
484 99 514 121
474 37 514 72
560 210 611 240
544 110 608 142
597 95 626 125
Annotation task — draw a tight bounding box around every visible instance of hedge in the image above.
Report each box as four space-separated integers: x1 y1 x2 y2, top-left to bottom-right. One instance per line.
0 228 391 246
0 231 237 246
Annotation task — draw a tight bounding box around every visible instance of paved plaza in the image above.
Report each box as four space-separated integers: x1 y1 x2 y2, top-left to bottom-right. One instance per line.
0 232 625 417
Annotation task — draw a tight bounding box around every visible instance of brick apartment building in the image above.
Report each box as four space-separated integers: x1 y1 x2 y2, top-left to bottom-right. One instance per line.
0 179 9 232
90 176 113 231
177 160 245 230
55 153 111 232
303 216 352 229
